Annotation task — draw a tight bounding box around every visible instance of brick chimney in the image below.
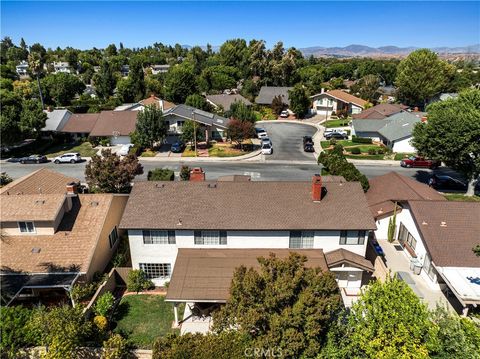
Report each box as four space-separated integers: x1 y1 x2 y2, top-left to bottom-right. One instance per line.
66 182 78 196
312 174 322 202
190 167 205 182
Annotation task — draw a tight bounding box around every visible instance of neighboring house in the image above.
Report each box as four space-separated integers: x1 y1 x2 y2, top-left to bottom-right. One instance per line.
52 61 71 74
16 60 29 77
378 85 397 103
89 111 138 145
120 65 129 77
150 64 170 75
114 95 175 112
84 84 97 98
41 109 72 134
206 94 252 112
163 104 229 141
352 112 422 152
60 113 100 139
255 86 293 106
352 103 408 120
0 169 128 306
429 92 459 105
311 89 367 116
119 175 376 315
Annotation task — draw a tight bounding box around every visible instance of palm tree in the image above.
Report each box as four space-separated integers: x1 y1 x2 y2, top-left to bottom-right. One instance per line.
28 52 45 109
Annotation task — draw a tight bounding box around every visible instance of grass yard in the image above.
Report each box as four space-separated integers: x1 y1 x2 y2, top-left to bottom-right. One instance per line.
42 141 98 157
324 119 350 128
345 154 386 160
182 146 198 157
114 295 184 348
394 153 414 161
321 140 387 160
321 140 355 148
208 143 251 157
140 150 157 157
443 194 480 202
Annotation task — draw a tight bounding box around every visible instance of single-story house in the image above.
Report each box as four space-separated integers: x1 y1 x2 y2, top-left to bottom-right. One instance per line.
41 109 72 134
353 103 408 120
114 95 175 112
255 86 293 106
163 104 230 141
311 89 367 116
150 64 170 75
0 169 128 306
352 112 422 153
89 111 138 145
60 113 100 139
206 94 252 112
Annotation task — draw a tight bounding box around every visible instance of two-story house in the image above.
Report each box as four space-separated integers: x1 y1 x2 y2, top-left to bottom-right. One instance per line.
0 169 128 306
52 61 71 74
16 60 29 77
311 89 367 117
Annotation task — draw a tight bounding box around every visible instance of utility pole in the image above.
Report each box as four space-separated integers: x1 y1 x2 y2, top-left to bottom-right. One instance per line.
192 111 197 157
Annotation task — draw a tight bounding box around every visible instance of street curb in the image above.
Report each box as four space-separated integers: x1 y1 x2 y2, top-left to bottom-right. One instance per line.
347 159 400 166
138 149 263 163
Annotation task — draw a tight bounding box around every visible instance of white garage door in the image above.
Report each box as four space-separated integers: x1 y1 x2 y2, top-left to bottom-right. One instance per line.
110 136 131 146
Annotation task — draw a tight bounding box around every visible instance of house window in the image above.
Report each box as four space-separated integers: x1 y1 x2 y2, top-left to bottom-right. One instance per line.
18 221 35 233
423 254 436 281
177 121 184 128
139 263 171 279
108 227 119 248
397 223 416 251
194 231 227 245
143 230 176 244
289 231 314 248
339 230 365 245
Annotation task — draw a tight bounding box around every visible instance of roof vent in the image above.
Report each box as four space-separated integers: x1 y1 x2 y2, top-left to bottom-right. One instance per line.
208 183 217 189
440 221 447 227
31 247 41 254
177 219 183 226
35 200 45 205
377 208 384 215
155 183 165 188
90 201 99 207
422 221 428 226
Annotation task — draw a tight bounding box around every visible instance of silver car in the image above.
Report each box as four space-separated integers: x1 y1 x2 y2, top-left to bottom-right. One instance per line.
54 152 82 164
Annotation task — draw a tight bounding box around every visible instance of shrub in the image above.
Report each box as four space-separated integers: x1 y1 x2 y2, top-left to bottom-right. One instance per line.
94 292 115 317
352 135 372 144
329 138 337 146
377 148 385 154
0 306 36 357
128 145 141 156
102 334 130 359
180 165 190 181
71 282 97 302
350 147 361 154
0 172 13 186
127 269 154 294
88 136 100 146
368 148 377 155
99 138 110 146
147 168 174 181
94 315 108 331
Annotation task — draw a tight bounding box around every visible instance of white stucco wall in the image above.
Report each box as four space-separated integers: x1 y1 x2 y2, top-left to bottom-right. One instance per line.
351 104 363 114
312 95 338 115
392 136 416 153
128 229 368 286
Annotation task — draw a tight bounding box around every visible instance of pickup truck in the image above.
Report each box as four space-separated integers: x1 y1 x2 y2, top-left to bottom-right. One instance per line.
400 156 440 169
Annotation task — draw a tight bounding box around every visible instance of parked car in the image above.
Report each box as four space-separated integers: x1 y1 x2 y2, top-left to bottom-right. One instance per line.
428 175 467 191
303 136 313 145
118 144 134 156
261 143 273 155
54 153 82 164
261 137 272 146
325 132 347 140
255 128 268 139
304 143 315 152
280 110 289 118
170 141 185 153
15 155 48 164
324 128 347 136
400 156 440 169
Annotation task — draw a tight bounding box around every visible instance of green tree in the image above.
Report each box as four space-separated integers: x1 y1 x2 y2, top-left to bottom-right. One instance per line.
0 90 23 145
42 72 86 106
147 168 175 181
27 51 45 109
198 65 240 93
396 49 454 108
213 252 342 359
227 118 255 149
116 77 136 103
95 60 117 99
180 165 191 181
20 98 47 138
102 334 130 359
228 100 256 123
94 292 115 317
352 74 380 103
164 64 197 103
412 89 480 196
288 84 311 118
127 269 153 294
185 93 213 111
271 95 284 115
128 57 146 102
85 149 143 193
180 119 205 144
133 105 167 148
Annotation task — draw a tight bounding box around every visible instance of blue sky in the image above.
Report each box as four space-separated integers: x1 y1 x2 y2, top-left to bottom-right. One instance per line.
1 1 479 49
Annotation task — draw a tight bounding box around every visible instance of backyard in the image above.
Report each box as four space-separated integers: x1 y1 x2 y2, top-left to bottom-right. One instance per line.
113 294 184 348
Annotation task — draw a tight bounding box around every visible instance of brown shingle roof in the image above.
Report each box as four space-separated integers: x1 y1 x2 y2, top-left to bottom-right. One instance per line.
90 111 138 137
325 248 374 272
0 194 114 273
325 90 368 108
206 94 252 111
366 172 445 218
0 194 66 222
0 169 79 196
352 103 408 120
140 95 175 110
409 201 480 268
166 248 328 302
61 113 99 133
120 179 376 231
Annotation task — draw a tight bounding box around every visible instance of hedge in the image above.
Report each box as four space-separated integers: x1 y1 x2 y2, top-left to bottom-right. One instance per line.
352 136 372 144
147 169 175 181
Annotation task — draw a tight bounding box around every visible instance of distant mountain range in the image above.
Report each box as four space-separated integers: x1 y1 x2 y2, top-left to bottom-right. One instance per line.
298 44 480 58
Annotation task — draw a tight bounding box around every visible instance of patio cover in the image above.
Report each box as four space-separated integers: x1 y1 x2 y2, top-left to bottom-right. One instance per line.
436 267 480 305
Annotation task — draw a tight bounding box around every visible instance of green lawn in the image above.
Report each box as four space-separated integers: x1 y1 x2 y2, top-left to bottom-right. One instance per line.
324 119 350 128
394 153 414 161
443 194 480 202
182 146 198 157
114 295 184 348
208 144 250 157
140 150 157 157
345 154 386 160
42 141 98 157
321 140 356 148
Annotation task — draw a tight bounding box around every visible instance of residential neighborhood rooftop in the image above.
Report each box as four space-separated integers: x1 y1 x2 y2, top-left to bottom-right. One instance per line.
377 112 422 141
89 110 138 137
206 94 252 111
352 103 408 120
255 86 293 105
0 193 66 222
311 89 368 108
120 179 376 231
61 113 100 133
42 109 72 132
164 104 229 129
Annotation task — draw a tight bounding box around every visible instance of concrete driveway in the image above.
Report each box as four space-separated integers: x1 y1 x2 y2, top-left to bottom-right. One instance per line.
256 122 318 161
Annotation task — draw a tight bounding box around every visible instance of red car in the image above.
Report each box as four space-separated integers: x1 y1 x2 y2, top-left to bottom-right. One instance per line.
400 156 440 169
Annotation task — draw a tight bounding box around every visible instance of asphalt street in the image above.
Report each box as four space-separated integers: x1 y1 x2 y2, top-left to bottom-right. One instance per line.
255 122 317 161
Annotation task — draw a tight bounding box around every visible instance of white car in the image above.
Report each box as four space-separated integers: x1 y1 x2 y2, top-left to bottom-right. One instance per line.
118 144 134 156
261 143 273 155
54 152 82 164
261 137 272 146
256 128 268 139
324 128 347 136
280 110 289 118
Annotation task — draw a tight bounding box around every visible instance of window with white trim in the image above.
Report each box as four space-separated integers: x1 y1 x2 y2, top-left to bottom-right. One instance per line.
142 230 176 244
289 231 314 248
423 254 436 281
139 263 171 279
339 230 365 245
108 226 119 248
397 223 416 250
194 231 227 245
18 221 35 233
